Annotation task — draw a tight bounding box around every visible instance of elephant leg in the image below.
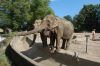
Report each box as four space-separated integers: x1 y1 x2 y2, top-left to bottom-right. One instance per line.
40 33 48 47
50 34 56 51
49 36 56 53
30 34 37 47
49 36 55 47
49 32 56 47
56 36 61 52
66 36 73 49
64 39 70 50
61 39 66 49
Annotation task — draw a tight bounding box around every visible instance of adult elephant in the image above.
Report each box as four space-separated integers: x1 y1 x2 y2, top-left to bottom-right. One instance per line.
16 14 74 52
30 19 55 47
42 15 74 52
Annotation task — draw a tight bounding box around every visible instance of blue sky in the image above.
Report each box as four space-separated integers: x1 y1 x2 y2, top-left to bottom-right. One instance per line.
49 0 100 18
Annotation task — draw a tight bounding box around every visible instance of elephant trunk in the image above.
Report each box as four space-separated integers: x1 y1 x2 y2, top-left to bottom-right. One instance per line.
16 25 46 36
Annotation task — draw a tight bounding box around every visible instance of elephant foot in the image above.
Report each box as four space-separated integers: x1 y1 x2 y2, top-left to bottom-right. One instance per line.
49 45 55 53
50 49 55 53
55 49 66 53
55 49 62 53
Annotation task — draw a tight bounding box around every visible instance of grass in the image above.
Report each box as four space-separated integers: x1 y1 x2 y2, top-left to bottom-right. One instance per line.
0 49 11 66
0 37 13 66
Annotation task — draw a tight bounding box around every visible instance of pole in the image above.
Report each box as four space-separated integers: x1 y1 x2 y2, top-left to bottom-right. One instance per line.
86 37 88 53
85 35 90 53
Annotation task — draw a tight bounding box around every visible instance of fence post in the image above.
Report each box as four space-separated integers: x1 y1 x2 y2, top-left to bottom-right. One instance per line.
85 35 90 53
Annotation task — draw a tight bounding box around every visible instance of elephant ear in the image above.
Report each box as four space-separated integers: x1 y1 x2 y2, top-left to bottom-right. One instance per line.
51 18 58 29
49 15 59 29
44 14 59 29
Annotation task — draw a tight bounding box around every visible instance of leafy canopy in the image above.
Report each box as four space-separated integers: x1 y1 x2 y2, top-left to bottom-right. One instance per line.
0 0 54 31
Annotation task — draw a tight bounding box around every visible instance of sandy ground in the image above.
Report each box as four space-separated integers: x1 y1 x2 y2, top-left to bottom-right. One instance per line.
70 33 100 56
68 33 100 62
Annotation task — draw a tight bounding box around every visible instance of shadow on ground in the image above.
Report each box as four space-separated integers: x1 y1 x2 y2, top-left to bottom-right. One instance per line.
21 38 100 66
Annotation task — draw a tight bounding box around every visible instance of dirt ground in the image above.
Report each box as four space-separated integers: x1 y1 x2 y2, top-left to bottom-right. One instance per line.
68 33 100 62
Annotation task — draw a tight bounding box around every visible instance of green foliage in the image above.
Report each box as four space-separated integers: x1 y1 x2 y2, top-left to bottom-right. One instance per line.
0 53 10 66
0 35 14 66
0 0 12 28
0 47 10 66
63 15 72 22
0 0 54 31
30 0 54 21
73 4 100 32
0 12 11 27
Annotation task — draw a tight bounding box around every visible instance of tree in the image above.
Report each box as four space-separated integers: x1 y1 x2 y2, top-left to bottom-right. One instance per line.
0 0 54 31
0 0 12 29
30 0 54 22
0 0 32 31
95 4 100 32
73 4 100 32
63 15 72 22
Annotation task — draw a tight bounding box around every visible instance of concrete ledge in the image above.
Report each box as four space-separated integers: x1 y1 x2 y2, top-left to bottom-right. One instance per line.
7 36 40 66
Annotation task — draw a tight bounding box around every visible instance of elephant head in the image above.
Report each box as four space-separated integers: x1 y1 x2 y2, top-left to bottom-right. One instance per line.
33 19 52 37
41 15 58 30
31 15 58 33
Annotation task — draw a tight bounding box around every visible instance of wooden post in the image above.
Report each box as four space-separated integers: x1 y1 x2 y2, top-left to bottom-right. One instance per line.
85 35 90 53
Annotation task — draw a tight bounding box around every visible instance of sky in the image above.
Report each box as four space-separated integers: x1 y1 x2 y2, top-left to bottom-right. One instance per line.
49 0 100 18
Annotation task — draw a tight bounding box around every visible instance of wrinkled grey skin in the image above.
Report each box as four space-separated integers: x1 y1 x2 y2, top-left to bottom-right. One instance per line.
42 15 74 52
30 19 54 47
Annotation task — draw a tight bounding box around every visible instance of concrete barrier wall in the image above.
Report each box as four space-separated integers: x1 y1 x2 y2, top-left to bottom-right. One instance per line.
6 36 40 66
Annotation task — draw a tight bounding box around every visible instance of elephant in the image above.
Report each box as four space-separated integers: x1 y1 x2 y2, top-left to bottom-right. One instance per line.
17 14 74 52
29 19 55 47
41 15 74 52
